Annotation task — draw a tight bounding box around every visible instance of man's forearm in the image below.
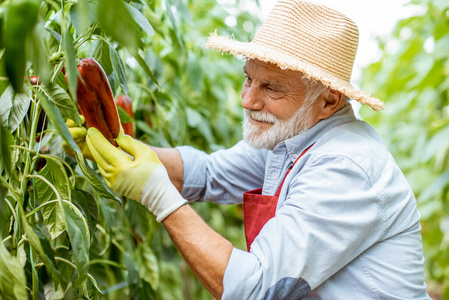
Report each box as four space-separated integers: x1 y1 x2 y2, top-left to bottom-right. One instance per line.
152 146 234 298
150 146 184 192
162 205 233 299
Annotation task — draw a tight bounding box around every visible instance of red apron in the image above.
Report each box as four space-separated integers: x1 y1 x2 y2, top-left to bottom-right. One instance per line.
243 145 313 251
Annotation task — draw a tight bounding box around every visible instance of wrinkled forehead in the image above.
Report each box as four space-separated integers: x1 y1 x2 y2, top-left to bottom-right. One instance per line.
243 59 285 73
243 59 311 85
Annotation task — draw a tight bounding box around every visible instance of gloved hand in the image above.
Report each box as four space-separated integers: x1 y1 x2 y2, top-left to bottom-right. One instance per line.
62 116 94 160
86 127 187 222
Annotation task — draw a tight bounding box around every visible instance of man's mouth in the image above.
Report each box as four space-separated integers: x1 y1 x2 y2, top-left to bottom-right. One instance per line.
245 110 276 124
249 116 275 124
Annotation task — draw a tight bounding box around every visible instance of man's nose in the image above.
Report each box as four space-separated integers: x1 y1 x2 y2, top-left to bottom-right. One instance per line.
241 86 263 110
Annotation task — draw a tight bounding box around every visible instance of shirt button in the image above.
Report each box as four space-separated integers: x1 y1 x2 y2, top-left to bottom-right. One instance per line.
292 154 298 160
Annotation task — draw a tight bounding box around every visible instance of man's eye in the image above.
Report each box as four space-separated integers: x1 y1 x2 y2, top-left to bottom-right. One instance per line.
267 86 277 92
245 77 252 85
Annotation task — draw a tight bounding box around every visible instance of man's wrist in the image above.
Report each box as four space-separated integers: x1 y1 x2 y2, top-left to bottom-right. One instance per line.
150 146 184 192
140 167 188 222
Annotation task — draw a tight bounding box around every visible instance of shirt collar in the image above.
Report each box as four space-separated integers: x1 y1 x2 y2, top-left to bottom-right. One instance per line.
273 105 357 162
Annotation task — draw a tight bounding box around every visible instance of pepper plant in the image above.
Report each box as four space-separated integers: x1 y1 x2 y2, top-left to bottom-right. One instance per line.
0 0 259 298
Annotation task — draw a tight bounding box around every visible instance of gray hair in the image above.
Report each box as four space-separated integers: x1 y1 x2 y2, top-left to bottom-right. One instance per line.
301 76 350 105
302 77 327 104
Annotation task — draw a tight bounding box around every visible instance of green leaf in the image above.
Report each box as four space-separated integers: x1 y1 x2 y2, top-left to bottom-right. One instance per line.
41 201 65 239
63 30 78 103
100 197 121 228
97 0 139 50
0 243 28 299
136 120 153 136
164 0 184 49
107 72 118 95
125 253 140 286
3 0 41 92
125 253 156 300
418 170 449 204
406 54 435 89
117 106 134 123
45 27 61 43
74 152 122 203
69 0 97 34
186 107 214 143
0 186 11 237
34 159 70 239
37 92 80 152
434 33 449 60
133 52 160 86
28 21 51 85
423 124 449 162
125 3 154 36
0 124 14 176
109 45 129 94
126 199 151 239
87 273 103 296
167 0 193 25
0 86 31 133
186 52 204 92
34 158 69 202
62 201 90 286
41 83 81 125
91 39 113 76
135 244 160 290
71 189 98 236
21 213 61 284
54 70 68 92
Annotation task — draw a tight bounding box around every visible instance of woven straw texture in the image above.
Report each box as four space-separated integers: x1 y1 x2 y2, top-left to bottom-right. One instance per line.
207 0 383 110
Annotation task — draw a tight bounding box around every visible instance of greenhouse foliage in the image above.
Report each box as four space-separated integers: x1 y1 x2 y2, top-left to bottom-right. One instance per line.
0 0 258 298
0 0 447 298
361 0 449 296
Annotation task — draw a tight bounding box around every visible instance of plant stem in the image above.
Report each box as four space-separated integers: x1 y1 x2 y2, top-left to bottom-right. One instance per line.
30 245 39 300
111 239 125 253
9 145 37 154
0 176 19 253
51 62 65 83
20 101 41 202
14 100 42 253
55 256 77 269
89 259 125 269
74 23 99 49
3 196 17 224
25 200 59 218
53 245 69 251
45 0 60 11
2 236 12 244
0 176 20 198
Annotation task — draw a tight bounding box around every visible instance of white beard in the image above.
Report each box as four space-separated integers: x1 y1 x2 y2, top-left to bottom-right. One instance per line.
242 99 316 150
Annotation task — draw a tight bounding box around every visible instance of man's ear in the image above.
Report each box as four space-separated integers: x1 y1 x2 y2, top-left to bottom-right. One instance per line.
318 88 345 120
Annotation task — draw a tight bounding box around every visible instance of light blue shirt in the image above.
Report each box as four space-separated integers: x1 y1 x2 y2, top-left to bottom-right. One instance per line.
177 105 429 299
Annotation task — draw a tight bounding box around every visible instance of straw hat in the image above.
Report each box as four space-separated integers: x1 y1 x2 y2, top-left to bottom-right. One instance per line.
206 0 383 110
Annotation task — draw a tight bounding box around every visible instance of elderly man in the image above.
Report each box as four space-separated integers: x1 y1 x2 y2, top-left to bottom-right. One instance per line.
73 0 430 298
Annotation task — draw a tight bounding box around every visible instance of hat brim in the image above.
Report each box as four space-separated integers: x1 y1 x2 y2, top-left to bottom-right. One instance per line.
207 33 383 111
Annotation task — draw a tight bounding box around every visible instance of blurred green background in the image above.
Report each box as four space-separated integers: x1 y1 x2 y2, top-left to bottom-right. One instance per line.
0 0 447 298
360 1 449 297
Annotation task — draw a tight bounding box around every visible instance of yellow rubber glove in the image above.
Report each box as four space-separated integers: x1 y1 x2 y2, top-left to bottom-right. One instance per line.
62 116 94 160
86 127 187 222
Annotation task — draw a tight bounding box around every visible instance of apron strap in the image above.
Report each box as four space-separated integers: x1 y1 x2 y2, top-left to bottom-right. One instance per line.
274 143 314 197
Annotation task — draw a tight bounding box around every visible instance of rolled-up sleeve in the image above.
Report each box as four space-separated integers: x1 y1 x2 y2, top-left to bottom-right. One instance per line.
177 141 268 204
176 145 209 201
222 155 385 299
